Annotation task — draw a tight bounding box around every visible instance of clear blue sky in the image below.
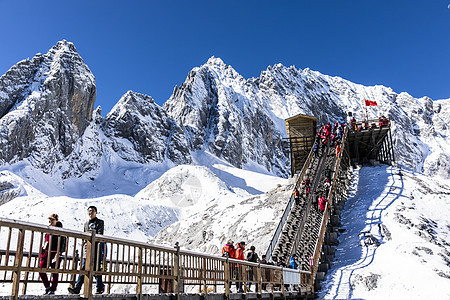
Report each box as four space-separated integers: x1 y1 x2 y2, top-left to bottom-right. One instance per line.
1 0 449 114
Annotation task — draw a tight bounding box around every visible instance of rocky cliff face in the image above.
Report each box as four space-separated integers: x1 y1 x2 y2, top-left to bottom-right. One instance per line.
0 42 192 182
164 57 450 179
163 58 290 177
0 41 449 185
56 90 193 180
101 90 191 165
0 40 96 172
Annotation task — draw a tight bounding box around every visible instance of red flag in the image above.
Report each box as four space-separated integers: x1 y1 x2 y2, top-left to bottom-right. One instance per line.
365 99 378 106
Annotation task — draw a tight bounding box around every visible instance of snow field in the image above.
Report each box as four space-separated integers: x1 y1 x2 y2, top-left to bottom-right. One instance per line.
319 165 450 300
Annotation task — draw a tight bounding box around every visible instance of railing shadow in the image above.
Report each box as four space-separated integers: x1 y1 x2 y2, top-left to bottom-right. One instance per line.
325 165 404 300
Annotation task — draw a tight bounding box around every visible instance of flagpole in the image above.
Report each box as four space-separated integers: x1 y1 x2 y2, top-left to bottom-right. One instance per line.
364 99 368 121
378 98 381 118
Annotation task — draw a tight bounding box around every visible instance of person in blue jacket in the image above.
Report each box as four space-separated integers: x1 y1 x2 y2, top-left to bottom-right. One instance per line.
289 254 298 269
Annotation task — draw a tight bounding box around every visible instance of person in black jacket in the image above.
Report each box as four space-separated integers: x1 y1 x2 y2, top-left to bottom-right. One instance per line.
246 246 259 292
68 206 105 295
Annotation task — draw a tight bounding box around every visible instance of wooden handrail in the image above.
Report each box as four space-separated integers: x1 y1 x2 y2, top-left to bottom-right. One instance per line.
0 217 313 299
265 141 316 260
310 126 349 285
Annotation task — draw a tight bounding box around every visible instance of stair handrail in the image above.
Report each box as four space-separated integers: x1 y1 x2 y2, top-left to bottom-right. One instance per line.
288 137 332 262
310 126 349 283
265 142 316 260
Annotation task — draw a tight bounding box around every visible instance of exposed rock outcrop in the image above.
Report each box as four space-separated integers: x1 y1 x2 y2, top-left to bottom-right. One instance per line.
102 90 191 165
1 42 450 184
0 40 96 172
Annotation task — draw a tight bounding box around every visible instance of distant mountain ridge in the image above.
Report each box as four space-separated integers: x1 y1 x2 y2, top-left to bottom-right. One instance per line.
0 40 449 194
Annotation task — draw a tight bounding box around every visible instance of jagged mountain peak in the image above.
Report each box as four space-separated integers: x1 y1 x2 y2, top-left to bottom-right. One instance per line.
0 40 96 172
197 56 245 84
106 90 162 119
263 62 300 74
52 39 78 53
205 56 226 67
102 89 191 167
108 90 157 117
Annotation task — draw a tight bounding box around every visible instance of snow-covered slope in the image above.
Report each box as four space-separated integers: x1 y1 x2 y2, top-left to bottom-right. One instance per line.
0 162 288 244
319 165 450 299
139 164 290 253
0 193 177 242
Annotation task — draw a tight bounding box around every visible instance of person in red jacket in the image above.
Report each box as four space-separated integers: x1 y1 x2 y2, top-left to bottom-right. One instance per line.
319 195 328 212
222 240 236 258
39 214 63 295
302 178 311 196
222 240 236 291
234 241 246 292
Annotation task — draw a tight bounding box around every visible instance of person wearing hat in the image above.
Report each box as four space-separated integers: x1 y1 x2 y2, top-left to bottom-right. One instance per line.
39 214 63 295
222 239 236 258
222 239 236 290
246 246 259 292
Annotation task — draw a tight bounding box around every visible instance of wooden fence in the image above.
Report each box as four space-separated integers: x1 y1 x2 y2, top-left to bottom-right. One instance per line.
0 218 312 299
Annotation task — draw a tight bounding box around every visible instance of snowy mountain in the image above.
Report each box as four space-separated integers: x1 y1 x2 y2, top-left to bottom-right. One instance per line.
1 41 449 191
163 57 290 177
164 57 450 181
0 41 96 173
0 40 449 297
101 90 191 166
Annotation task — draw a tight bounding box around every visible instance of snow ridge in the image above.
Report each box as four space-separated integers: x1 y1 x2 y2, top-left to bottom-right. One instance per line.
1 40 450 192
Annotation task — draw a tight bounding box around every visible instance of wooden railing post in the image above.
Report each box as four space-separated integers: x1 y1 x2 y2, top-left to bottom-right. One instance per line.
11 228 24 300
137 247 143 299
213 266 217 293
21 230 34 295
257 264 262 294
202 257 207 298
224 258 230 300
173 242 181 300
84 230 95 300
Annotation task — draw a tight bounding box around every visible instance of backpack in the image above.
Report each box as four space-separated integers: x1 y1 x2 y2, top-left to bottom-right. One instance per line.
247 252 258 263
